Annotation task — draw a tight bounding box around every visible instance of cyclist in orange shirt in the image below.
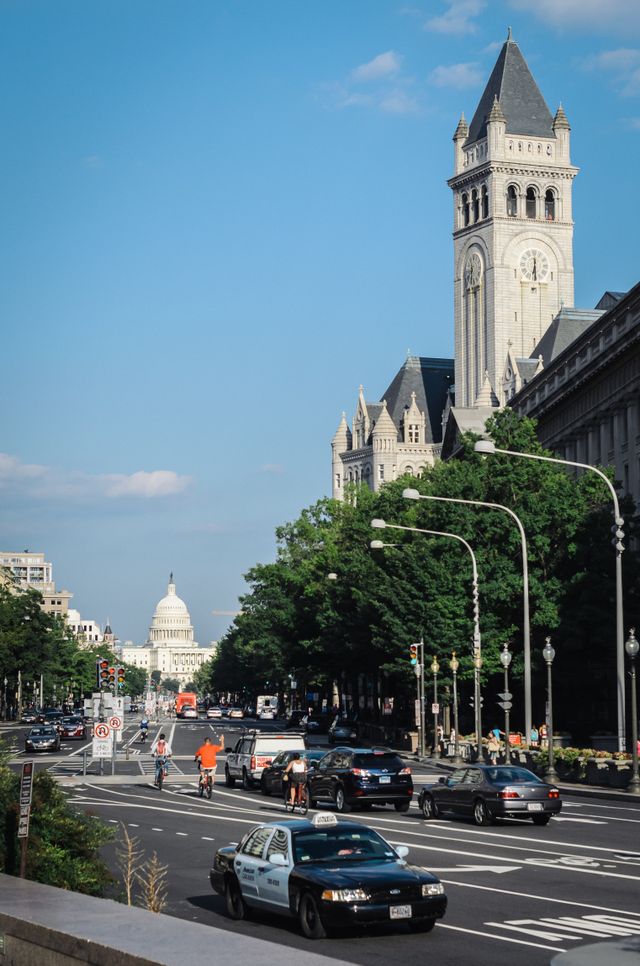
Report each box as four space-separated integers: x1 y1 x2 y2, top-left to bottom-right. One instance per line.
194 735 225 796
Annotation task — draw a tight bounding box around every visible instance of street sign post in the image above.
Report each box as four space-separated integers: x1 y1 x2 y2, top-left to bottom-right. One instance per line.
18 762 34 876
93 721 112 760
431 703 440 714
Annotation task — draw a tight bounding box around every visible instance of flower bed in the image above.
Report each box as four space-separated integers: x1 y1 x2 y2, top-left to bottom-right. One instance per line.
531 747 634 787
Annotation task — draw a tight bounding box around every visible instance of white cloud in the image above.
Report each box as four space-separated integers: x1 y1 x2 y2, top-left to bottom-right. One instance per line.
429 62 484 89
424 0 486 35
104 470 191 498
0 452 191 501
588 48 640 96
260 463 285 475
379 90 420 114
351 51 403 82
509 0 640 31
0 453 46 482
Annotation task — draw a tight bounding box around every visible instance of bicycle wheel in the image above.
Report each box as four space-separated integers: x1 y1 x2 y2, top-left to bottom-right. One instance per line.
206 778 213 799
156 768 164 791
198 780 204 797
284 795 294 813
299 787 309 815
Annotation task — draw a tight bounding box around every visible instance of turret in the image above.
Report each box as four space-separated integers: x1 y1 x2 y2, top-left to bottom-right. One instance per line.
485 95 506 161
331 413 351 500
453 113 469 175
371 400 398 489
553 103 571 163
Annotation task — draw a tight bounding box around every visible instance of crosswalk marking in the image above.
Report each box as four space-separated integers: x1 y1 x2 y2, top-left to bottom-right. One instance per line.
485 914 640 943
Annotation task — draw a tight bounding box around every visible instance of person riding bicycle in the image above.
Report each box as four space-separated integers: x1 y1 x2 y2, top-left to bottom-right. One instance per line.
284 752 307 807
140 716 149 742
151 732 172 785
194 734 224 792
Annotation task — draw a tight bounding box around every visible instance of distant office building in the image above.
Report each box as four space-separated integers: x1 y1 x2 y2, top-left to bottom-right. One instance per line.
0 550 73 616
66 608 104 646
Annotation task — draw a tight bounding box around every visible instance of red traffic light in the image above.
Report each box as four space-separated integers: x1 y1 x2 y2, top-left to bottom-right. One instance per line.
99 659 109 671
409 644 418 666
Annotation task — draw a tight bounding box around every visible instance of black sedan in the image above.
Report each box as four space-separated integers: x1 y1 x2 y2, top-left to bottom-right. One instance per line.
210 812 446 938
328 716 358 745
60 716 87 740
25 726 61 753
419 764 562 826
260 750 327 796
307 748 413 812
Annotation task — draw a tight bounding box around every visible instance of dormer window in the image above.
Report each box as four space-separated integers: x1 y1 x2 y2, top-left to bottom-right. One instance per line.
526 186 537 219
544 188 556 221
408 424 420 444
507 185 517 217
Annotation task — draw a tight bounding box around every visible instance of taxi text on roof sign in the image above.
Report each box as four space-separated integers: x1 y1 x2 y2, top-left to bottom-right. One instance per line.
311 812 338 827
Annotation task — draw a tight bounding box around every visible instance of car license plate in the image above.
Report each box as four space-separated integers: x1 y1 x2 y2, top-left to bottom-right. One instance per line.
379 776 391 784
527 802 543 811
390 905 412 919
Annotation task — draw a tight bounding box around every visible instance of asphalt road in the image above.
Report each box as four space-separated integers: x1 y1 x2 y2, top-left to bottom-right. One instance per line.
6 716 640 965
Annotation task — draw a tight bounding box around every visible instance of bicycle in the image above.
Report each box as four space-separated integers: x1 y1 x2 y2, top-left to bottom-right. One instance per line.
285 780 308 815
198 767 214 799
154 755 168 790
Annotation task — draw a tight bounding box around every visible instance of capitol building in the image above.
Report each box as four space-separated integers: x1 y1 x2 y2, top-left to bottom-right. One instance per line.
120 574 216 688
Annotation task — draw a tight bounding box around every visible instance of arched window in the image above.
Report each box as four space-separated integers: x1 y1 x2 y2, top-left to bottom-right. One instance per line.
462 193 470 227
507 185 517 217
471 188 479 223
404 466 414 476
544 188 556 221
481 185 489 219
526 186 537 219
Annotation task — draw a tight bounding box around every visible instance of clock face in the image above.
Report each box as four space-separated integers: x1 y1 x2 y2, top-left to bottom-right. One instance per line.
520 249 549 282
464 252 482 288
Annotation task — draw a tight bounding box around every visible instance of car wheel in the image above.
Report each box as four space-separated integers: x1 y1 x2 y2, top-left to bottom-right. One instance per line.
225 877 248 920
409 918 436 933
299 892 327 939
260 776 271 796
420 794 440 820
242 768 253 791
334 786 351 813
224 766 235 788
473 798 492 827
532 814 551 826
394 801 411 813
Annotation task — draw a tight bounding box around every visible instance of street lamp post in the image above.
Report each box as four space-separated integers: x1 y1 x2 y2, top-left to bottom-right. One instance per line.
543 637 558 783
450 651 463 765
403 488 532 742
499 643 512 765
625 628 640 795
371 518 483 756
474 439 626 752
431 657 440 759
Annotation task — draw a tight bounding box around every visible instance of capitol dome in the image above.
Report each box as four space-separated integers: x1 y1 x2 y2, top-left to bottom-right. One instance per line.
148 574 196 647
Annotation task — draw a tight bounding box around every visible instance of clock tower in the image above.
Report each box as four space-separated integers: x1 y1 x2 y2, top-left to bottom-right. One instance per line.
449 31 577 407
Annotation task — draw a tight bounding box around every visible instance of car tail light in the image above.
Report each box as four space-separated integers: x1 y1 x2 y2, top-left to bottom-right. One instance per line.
548 789 560 799
399 767 412 775
250 756 256 770
351 768 370 777
499 789 521 799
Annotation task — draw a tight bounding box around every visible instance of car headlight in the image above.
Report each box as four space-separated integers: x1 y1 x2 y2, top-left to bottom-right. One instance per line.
321 889 370 902
422 883 444 896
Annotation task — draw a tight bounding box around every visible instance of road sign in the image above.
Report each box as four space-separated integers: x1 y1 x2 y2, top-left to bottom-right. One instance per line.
18 812 30 838
431 702 440 714
92 737 112 759
498 701 513 710
20 762 34 807
109 715 123 730
94 722 110 739
498 692 513 701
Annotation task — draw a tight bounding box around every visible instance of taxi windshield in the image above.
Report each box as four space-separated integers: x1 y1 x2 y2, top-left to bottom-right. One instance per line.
293 827 396 864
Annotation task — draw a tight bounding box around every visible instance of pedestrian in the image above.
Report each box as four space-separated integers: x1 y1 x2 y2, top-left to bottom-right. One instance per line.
530 725 539 747
487 731 500 765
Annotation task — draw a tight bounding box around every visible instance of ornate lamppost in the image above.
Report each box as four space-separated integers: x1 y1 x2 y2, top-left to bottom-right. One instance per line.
450 651 463 765
625 628 640 795
499 643 512 764
431 657 440 760
543 637 558 783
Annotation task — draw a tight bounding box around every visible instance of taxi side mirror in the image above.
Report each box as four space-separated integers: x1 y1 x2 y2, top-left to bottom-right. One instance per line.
395 845 410 858
269 853 288 867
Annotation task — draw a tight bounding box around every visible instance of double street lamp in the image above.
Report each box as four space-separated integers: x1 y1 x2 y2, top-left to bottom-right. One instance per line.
474 438 626 752
450 652 463 765
543 637 558 784
499 643 512 765
626 628 640 795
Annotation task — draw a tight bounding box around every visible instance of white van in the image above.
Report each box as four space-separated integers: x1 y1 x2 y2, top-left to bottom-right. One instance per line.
225 730 305 789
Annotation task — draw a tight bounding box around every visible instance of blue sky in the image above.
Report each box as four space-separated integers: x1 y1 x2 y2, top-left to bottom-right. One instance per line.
1 0 639 645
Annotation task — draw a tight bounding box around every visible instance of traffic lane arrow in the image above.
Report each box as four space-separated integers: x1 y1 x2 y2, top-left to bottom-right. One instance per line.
427 865 521 875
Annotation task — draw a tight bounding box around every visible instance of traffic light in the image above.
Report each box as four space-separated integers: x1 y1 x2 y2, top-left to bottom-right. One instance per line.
116 667 126 689
98 659 110 689
107 667 116 687
409 644 418 666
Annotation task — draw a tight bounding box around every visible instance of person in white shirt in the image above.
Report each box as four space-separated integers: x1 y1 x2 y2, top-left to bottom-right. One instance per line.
151 732 173 785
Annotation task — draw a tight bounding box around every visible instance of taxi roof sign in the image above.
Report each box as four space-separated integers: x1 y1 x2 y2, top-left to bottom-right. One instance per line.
311 812 338 828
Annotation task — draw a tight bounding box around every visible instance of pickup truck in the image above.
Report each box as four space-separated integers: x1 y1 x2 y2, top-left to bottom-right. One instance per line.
225 730 306 789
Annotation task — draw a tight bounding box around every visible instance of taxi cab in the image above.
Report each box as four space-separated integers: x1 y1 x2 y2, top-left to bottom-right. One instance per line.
210 812 446 939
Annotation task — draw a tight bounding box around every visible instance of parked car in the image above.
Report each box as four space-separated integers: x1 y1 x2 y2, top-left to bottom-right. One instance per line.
328 716 358 745
418 764 562 826
260 749 327 796
225 730 306 789
210 811 447 938
303 713 331 735
25 726 61 753
207 707 223 719
60 716 87 740
307 748 413 813
229 707 245 719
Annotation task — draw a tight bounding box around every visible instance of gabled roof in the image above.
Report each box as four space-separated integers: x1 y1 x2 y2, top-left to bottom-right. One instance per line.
467 36 554 145
515 358 539 383
532 308 604 366
595 291 627 311
382 356 454 445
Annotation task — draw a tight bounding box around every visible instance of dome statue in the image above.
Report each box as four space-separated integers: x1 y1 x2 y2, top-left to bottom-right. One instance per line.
148 574 196 647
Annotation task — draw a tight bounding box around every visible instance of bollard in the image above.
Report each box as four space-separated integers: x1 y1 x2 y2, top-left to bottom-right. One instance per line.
82 750 87 776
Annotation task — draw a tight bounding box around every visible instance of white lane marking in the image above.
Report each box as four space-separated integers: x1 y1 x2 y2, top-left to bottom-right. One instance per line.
440 878 640 918
437 923 566 953
553 816 607 824
202 836 214 841
152 828 163 832
486 914 640 943
428 865 521 874
128 823 139 827
108 819 118 823
563 799 640 814
176 832 188 836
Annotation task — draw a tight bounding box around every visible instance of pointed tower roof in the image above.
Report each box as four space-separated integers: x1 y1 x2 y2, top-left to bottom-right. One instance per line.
486 95 506 124
332 412 352 448
453 113 469 139
553 103 571 130
475 372 500 408
371 400 397 436
467 32 554 144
